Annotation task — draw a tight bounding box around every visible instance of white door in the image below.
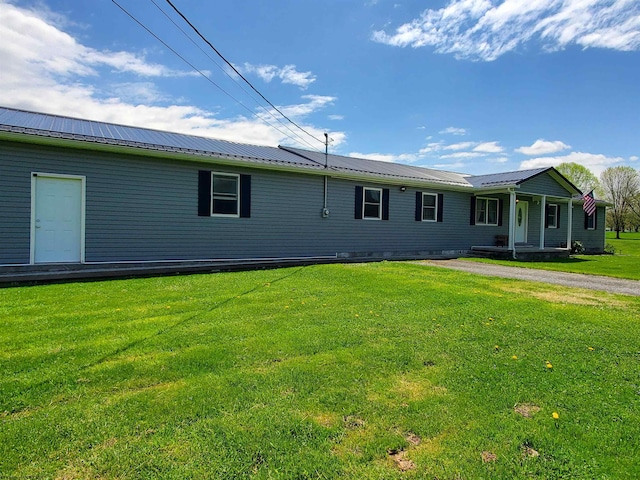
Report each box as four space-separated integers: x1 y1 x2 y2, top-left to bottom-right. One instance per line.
32 175 84 263
515 201 528 244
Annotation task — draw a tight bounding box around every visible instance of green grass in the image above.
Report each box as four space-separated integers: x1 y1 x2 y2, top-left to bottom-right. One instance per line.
2 263 640 479
464 232 640 280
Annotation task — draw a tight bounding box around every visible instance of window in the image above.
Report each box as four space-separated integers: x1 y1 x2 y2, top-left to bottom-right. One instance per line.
475 197 499 226
355 186 389 220
415 192 444 222
198 170 251 218
363 187 382 219
546 204 559 228
586 212 596 230
212 173 238 216
422 193 437 222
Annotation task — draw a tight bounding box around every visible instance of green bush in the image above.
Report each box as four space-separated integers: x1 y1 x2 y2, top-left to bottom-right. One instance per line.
604 243 616 255
571 240 585 254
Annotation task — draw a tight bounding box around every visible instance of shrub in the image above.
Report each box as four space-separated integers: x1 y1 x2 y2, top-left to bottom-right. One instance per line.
571 241 585 255
604 243 616 255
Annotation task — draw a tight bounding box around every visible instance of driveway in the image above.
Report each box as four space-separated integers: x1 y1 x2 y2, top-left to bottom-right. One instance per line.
421 259 640 297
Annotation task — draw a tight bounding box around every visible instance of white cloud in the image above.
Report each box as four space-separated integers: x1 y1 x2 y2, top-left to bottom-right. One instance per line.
0 2 195 78
473 141 504 153
372 0 640 61
630 155 639 162
440 151 487 159
241 63 316 89
328 114 344 120
439 126 467 135
419 141 445 154
516 139 571 155
278 95 336 119
488 157 509 163
0 2 343 149
348 152 419 163
444 141 476 151
519 151 624 175
430 161 467 170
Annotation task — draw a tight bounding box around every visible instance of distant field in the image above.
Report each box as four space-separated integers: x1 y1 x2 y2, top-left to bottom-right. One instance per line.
465 232 640 280
2 262 639 478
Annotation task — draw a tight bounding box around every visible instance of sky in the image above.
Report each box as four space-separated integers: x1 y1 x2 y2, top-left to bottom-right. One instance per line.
1 0 639 176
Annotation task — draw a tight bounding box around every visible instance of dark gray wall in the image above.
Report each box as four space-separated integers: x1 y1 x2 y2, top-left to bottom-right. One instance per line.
520 173 571 197
572 205 606 253
0 141 604 263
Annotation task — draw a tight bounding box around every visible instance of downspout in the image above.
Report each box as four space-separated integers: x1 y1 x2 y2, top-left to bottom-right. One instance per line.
567 198 573 250
508 189 517 259
321 133 330 218
539 195 546 249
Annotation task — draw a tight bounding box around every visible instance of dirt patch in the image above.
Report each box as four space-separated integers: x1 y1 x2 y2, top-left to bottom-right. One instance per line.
406 432 421 446
514 403 541 418
388 449 416 471
522 446 540 458
343 415 366 429
481 451 497 463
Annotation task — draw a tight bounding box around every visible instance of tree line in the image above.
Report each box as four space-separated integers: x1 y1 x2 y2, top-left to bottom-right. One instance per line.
556 163 640 239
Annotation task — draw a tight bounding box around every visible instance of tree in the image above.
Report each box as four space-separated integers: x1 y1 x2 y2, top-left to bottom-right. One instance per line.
556 162 599 193
599 166 640 239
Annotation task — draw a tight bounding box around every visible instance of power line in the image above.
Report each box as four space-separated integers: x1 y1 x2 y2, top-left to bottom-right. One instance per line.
146 0 319 150
111 0 312 148
164 0 325 147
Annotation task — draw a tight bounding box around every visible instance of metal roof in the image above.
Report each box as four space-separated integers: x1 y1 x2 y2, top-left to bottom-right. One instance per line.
2 106 578 193
0 106 321 169
466 168 551 188
281 146 471 187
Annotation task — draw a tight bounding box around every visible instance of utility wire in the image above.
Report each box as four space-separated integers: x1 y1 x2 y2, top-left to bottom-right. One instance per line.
111 0 309 147
147 0 318 150
164 0 325 147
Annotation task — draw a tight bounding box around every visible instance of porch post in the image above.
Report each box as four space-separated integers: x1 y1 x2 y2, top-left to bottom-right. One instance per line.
539 195 546 249
566 199 573 249
508 190 516 252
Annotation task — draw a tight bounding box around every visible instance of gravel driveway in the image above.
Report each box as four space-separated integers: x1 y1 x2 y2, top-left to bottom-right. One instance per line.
421 259 640 297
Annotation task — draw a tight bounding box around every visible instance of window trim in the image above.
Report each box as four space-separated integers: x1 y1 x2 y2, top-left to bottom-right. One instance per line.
547 203 559 229
211 172 239 217
475 197 499 226
586 212 596 230
362 186 383 220
421 192 438 222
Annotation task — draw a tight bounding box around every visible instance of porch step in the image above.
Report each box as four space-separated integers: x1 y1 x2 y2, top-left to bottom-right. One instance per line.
470 246 570 261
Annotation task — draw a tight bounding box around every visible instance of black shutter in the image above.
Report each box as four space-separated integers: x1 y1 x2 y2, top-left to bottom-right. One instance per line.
415 192 422 221
198 170 211 216
470 197 476 225
382 188 390 221
584 212 589 229
545 204 549 228
239 174 251 218
593 208 597 230
355 186 363 219
437 193 444 223
557 204 561 227
498 199 503 227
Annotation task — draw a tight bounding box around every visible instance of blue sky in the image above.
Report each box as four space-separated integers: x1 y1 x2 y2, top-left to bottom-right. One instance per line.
1 0 639 176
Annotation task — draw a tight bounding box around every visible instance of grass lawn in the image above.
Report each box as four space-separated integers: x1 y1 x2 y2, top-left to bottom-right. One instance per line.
464 232 640 280
2 263 640 479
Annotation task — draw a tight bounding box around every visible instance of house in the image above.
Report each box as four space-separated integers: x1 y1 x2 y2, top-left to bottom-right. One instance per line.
0 106 606 279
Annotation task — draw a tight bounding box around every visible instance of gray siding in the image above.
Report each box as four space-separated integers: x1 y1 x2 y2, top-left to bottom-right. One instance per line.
572 205 606 253
0 141 604 264
520 172 571 198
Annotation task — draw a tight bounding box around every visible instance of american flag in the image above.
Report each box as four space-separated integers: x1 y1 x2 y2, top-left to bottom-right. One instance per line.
582 190 596 216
